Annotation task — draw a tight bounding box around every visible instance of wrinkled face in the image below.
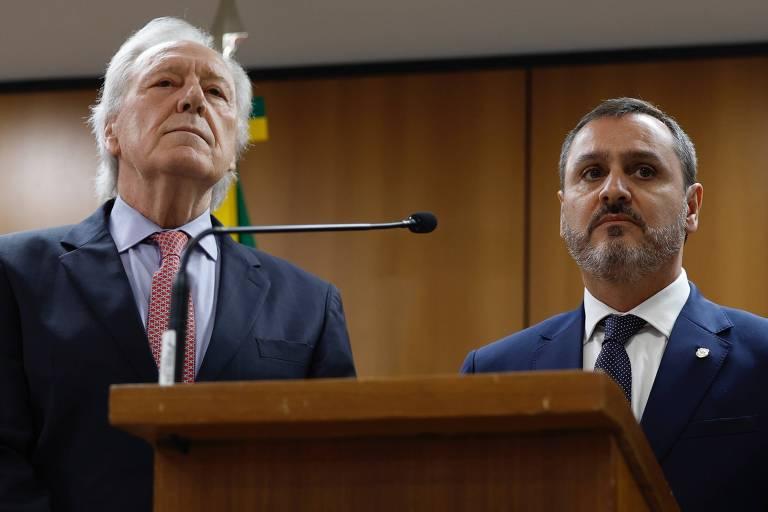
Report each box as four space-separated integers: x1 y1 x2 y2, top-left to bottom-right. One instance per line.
106 41 237 193
559 114 698 282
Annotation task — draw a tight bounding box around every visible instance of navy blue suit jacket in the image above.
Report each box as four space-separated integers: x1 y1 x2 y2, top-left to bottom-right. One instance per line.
0 202 355 512
462 284 768 511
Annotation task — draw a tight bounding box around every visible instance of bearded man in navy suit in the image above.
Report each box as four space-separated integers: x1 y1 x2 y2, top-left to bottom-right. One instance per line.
0 17 355 512
462 98 768 511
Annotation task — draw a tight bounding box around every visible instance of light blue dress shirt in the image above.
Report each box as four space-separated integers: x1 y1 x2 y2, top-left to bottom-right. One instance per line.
108 196 219 373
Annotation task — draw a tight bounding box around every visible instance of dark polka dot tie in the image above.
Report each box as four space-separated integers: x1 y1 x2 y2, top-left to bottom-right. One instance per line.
594 314 646 403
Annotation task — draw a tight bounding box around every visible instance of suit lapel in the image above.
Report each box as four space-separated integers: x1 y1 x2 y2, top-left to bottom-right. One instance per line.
59 203 155 382
640 284 732 461
196 235 268 381
532 308 584 370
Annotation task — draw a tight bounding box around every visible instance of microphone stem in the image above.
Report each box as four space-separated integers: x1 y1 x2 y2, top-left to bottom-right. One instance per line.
166 216 424 383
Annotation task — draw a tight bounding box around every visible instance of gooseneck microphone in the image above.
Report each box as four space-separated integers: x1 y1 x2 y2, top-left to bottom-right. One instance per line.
159 212 438 384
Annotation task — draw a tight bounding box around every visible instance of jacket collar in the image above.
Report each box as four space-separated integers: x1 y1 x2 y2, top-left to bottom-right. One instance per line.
531 283 732 462
59 201 157 381
58 202 271 383
640 283 732 461
196 232 268 380
532 307 584 370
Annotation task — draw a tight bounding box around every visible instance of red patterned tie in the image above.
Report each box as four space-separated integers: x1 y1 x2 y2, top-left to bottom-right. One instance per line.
146 231 196 383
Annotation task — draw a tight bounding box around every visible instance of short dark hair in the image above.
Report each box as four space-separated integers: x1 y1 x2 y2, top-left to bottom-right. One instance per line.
559 98 697 190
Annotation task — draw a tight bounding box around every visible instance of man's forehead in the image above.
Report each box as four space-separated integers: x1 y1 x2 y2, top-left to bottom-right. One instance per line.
136 41 231 79
568 114 676 163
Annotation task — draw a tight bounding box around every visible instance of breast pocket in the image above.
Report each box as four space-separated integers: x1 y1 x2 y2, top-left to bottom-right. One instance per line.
256 338 314 366
681 415 760 439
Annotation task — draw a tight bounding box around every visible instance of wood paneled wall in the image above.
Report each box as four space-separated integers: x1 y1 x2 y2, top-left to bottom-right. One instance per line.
0 90 99 232
241 71 527 376
1 55 767 377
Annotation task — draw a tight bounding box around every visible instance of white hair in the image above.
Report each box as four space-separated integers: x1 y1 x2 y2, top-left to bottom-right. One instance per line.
88 17 253 210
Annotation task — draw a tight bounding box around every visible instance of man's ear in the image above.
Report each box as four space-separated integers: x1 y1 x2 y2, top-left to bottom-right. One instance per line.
685 183 704 234
105 121 120 157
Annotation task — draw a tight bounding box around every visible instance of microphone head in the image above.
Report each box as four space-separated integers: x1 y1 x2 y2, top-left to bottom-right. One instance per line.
407 212 438 233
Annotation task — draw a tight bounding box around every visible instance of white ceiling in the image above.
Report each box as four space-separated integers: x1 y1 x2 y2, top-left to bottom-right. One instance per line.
2 0 768 83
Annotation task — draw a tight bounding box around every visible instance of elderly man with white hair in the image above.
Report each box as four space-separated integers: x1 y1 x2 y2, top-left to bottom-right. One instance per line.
0 17 355 512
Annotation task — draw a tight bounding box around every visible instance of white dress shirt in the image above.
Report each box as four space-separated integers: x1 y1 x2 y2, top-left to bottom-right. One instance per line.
582 269 690 421
109 196 219 373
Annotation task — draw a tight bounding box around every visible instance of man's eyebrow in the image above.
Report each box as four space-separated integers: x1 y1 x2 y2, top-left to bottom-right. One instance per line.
199 70 231 85
570 149 664 169
620 150 664 164
570 150 611 168
143 59 230 84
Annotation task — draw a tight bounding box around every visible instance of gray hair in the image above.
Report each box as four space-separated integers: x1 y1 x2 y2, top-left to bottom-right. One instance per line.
558 98 697 191
88 17 253 210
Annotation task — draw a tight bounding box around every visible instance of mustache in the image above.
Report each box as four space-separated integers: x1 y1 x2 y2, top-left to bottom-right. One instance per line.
587 202 647 234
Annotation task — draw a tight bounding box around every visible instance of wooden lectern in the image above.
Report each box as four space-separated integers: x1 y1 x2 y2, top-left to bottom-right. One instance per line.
110 371 678 511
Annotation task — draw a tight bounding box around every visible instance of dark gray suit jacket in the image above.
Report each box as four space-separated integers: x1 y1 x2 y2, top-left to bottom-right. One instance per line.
0 201 355 512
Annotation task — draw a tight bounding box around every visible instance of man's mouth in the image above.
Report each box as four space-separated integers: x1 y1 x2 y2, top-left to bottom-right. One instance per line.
588 212 644 234
167 127 211 145
595 214 637 227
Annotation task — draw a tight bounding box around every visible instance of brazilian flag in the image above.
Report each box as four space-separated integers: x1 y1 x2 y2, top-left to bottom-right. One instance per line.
214 183 256 247
213 97 268 247
248 96 268 142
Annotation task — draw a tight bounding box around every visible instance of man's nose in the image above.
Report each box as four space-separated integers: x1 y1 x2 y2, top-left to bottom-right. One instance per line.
177 83 206 115
599 171 631 204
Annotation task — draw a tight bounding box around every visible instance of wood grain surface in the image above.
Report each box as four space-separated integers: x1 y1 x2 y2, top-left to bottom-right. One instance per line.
110 372 678 511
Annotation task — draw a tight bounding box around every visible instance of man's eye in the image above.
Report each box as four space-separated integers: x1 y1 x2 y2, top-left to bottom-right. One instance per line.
207 87 226 99
583 167 603 180
155 79 173 87
636 166 656 178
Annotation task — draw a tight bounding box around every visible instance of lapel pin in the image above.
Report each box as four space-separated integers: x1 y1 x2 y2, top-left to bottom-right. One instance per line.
695 347 710 359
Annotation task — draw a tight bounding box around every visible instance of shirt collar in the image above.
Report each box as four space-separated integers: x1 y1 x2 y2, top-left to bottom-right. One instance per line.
109 195 218 261
583 268 691 343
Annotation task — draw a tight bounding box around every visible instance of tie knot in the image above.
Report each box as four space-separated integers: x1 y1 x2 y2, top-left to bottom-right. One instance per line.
602 314 646 346
151 230 189 259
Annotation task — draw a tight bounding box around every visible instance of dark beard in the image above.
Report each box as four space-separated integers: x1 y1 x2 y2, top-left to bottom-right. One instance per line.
561 201 688 283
